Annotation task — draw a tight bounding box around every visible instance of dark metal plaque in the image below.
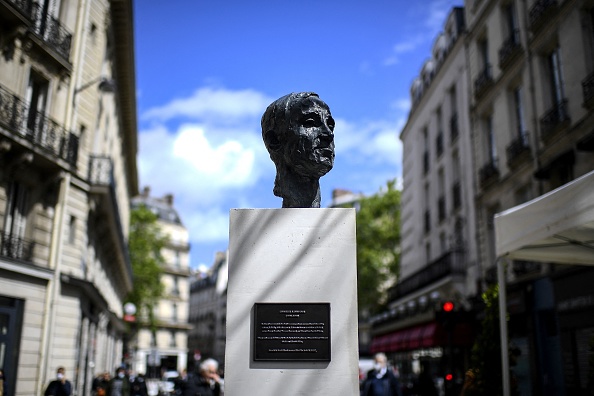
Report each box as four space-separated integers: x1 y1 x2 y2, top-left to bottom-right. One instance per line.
254 302 331 361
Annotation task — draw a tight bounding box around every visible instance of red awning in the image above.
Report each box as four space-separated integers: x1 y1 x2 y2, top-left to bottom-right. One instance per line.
370 320 474 353
407 326 424 350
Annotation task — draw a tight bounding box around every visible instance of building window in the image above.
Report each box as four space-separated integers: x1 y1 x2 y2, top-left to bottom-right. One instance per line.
449 86 458 142
423 127 430 174
485 116 497 163
170 331 176 347
68 215 76 244
172 277 179 296
4 182 28 239
513 86 527 142
436 107 444 156
26 71 49 139
548 48 565 108
172 303 177 322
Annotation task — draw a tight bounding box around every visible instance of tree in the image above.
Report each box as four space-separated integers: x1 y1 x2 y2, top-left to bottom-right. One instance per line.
127 204 167 333
355 179 401 314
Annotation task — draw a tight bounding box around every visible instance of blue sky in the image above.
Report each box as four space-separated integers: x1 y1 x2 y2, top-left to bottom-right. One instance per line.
133 0 463 270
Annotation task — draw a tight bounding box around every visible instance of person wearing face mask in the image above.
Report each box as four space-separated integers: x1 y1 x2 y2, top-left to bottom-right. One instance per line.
44 367 72 396
360 353 402 396
107 367 130 396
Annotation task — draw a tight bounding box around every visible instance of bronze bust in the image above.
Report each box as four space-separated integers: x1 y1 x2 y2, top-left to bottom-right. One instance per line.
262 92 335 208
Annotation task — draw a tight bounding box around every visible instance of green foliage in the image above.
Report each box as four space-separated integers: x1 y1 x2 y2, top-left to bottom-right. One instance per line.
127 205 167 330
468 284 503 395
355 179 401 314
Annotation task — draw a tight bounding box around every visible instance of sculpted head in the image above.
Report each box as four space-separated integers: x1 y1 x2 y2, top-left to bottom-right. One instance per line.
261 92 335 207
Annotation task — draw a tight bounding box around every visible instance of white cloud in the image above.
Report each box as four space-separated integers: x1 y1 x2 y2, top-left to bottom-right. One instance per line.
141 87 273 122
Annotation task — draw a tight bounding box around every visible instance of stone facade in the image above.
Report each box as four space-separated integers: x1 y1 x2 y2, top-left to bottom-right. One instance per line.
188 251 228 367
0 0 138 395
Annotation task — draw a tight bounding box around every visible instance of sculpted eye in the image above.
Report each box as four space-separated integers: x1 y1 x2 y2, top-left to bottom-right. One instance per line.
304 118 318 128
327 117 335 131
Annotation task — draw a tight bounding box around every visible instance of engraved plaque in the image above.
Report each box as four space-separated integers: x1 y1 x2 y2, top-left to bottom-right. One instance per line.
254 303 331 361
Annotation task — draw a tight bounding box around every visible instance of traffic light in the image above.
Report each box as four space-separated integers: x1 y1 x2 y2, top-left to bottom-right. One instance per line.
445 373 453 381
436 301 456 330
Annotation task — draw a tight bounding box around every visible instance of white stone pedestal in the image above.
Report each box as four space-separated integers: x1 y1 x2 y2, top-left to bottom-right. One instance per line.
224 208 359 396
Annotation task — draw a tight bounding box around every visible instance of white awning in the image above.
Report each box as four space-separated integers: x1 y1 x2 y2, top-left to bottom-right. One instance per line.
494 169 594 265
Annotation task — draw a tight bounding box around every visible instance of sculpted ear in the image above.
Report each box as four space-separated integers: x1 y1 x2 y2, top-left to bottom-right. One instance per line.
264 130 281 152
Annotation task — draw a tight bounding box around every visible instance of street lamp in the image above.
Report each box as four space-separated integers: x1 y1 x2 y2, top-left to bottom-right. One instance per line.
72 77 116 105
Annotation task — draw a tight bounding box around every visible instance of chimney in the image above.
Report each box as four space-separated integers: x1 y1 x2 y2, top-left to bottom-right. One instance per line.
142 186 151 197
164 194 174 206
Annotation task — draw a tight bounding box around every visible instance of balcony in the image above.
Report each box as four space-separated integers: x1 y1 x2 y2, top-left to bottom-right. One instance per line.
540 99 569 140
0 231 35 262
0 0 35 23
474 64 493 99
29 4 72 63
498 29 522 70
506 133 531 168
388 251 466 302
88 156 131 282
529 0 558 33
0 85 79 167
582 71 594 109
450 113 459 142
479 159 499 189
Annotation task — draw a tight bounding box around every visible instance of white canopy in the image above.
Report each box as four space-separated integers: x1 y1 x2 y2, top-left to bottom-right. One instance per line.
495 169 594 265
493 169 594 395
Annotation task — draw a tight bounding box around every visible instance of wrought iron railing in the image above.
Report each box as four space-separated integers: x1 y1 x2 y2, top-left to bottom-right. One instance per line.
6 0 35 19
529 0 558 31
540 99 569 139
89 156 114 186
388 251 466 301
450 113 459 142
474 64 493 97
479 159 499 187
506 133 530 165
0 231 35 262
30 3 72 61
0 85 79 166
582 71 594 106
498 29 522 68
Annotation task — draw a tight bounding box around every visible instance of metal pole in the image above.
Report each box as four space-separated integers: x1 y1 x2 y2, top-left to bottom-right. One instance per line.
497 257 510 396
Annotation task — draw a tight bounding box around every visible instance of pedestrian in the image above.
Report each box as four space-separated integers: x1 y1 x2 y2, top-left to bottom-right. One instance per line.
130 373 148 396
107 367 130 396
44 367 72 396
360 353 402 396
0 369 5 396
93 372 110 396
413 361 438 396
182 359 222 396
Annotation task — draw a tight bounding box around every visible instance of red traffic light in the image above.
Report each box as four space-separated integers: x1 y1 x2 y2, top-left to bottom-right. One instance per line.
445 373 453 381
442 301 455 312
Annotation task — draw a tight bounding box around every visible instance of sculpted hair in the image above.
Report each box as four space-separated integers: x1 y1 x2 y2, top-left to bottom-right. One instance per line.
261 92 319 163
